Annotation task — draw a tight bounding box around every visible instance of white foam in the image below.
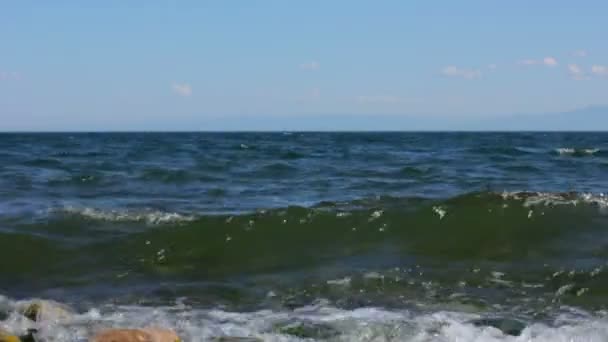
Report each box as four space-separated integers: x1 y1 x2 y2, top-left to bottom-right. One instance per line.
59 207 196 224
500 191 608 209
327 277 351 286
555 147 600 155
556 148 576 155
369 210 384 221
363 271 384 280
433 206 447 219
2 296 608 341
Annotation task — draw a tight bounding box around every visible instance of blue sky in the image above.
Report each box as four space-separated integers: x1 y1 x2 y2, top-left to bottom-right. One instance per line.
1 1 607 130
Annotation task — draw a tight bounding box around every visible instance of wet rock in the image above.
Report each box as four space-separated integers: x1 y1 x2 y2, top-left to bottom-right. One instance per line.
211 338 262 342
91 328 181 342
470 317 526 336
0 327 37 342
17 330 36 342
279 321 340 339
0 329 20 342
18 300 74 322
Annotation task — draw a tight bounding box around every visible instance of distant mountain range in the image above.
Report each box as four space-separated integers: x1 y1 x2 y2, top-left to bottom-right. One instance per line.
202 106 608 131
466 106 608 131
6 106 606 132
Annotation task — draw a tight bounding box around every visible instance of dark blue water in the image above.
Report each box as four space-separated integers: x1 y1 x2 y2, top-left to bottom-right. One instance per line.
1 132 608 341
1 132 606 216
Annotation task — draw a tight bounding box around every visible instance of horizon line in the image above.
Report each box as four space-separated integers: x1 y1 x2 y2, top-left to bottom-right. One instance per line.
2 130 608 134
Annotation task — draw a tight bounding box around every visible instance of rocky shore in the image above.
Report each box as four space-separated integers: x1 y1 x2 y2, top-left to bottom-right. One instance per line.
1 299 180 342
0 296 272 342
0 298 264 341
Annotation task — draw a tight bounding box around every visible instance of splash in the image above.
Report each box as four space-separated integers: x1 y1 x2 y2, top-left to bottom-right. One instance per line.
2 296 608 341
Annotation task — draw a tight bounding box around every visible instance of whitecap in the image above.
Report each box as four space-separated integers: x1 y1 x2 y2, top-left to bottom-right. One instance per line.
58 207 196 224
555 147 600 155
326 277 351 286
433 206 447 219
500 191 608 209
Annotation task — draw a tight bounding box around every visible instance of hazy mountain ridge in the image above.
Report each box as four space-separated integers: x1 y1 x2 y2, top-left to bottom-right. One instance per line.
201 106 608 131
469 106 608 131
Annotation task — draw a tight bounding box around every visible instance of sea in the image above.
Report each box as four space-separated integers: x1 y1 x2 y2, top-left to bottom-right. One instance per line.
1 132 608 341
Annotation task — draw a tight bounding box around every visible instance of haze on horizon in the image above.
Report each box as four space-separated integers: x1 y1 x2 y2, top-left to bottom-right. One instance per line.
1 1 608 131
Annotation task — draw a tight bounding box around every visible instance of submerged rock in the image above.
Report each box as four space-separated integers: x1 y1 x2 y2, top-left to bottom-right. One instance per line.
470 317 526 336
0 329 20 342
0 328 37 342
91 328 181 342
211 338 263 342
279 321 340 339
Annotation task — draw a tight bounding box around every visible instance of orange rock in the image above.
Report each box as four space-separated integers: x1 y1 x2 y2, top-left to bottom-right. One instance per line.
0 329 21 342
91 328 180 342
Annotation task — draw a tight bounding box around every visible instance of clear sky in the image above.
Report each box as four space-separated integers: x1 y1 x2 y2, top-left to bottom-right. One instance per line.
1 1 607 131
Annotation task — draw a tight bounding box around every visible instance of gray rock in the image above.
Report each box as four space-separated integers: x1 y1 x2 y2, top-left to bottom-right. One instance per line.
278 321 340 339
211 338 263 342
470 317 527 336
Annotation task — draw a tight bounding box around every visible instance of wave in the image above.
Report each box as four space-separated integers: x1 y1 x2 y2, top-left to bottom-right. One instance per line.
468 146 537 156
3 191 608 297
398 165 436 177
29 191 608 241
554 147 601 156
1 296 607 341
502 164 542 173
46 174 103 186
251 162 298 177
138 167 199 183
22 158 64 168
9 192 599 272
50 151 109 158
469 146 604 158
280 150 306 160
57 207 196 224
500 191 608 208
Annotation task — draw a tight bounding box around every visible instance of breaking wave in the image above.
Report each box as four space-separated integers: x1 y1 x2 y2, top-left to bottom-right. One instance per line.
57 207 196 224
1 296 608 341
554 148 602 156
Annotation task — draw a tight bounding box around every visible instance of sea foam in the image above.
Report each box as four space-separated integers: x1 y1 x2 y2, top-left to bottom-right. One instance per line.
2 296 608 341
58 207 196 224
555 147 600 155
